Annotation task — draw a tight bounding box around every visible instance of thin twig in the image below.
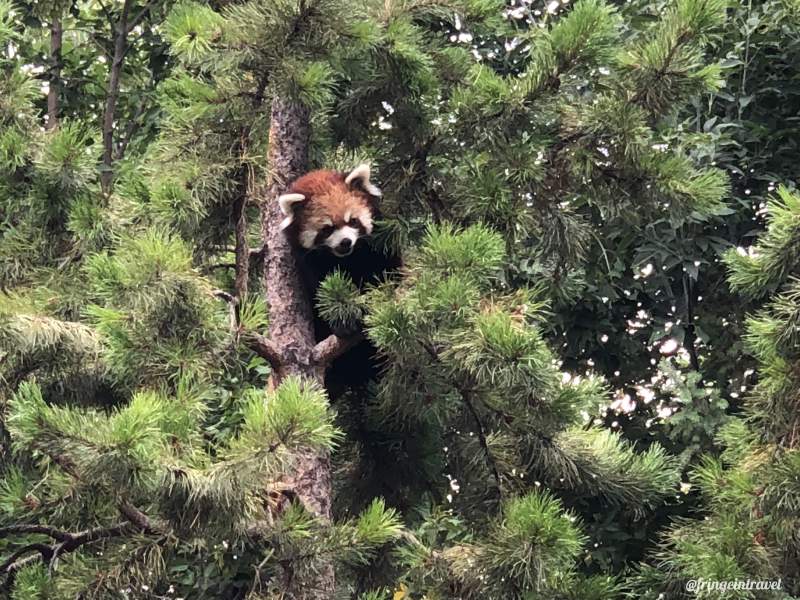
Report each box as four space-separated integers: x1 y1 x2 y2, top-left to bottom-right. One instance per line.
682 273 701 371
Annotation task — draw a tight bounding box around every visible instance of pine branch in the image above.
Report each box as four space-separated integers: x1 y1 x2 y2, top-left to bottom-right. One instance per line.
458 384 504 500
29 445 165 536
0 525 71 542
631 29 692 107
230 72 270 311
0 543 53 573
0 521 136 584
233 181 250 302
117 501 160 534
421 342 503 499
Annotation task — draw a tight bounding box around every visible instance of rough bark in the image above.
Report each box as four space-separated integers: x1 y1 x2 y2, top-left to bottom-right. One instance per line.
46 18 62 130
261 98 316 380
258 96 334 598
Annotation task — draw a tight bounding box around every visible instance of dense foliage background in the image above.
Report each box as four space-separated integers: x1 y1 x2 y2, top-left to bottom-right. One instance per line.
1 0 799 597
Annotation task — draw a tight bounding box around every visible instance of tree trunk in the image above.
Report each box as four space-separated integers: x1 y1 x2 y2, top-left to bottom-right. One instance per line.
100 0 131 193
259 96 334 598
46 18 62 130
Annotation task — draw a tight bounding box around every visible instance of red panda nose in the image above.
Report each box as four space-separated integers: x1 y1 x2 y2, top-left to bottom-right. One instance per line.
337 238 352 252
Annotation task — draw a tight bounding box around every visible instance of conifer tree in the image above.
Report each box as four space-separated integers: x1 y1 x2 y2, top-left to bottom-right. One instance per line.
0 0 759 597
632 187 800 598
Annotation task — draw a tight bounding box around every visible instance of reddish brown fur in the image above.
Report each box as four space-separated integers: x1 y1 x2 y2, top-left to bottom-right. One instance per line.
288 170 376 229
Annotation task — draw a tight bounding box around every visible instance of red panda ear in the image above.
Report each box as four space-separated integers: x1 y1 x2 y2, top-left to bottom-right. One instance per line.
277 193 306 230
345 164 382 198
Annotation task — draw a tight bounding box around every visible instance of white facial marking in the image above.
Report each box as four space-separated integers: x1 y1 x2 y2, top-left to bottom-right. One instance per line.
357 211 373 234
299 227 317 249
278 193 306 229
326 226 360 256
278 193 305 216
345 163 382 197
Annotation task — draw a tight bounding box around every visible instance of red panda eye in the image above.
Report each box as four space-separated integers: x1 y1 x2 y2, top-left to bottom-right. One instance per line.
320 225 335 237
348 217 360 227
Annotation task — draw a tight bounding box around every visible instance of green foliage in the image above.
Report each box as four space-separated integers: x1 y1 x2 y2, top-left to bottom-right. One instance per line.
396 491 589 598
621 0 726 114
334 498 404 565
2 0 799 595
482 491 586 592
84 227 222 387
724 186 800 298
10 563 49 600
233 376 340 452
654 359 731 457
317 270 364 332
634 101 800 595
36 123 97 193
415 224 506 283
163 1 224 63
8 381 165 495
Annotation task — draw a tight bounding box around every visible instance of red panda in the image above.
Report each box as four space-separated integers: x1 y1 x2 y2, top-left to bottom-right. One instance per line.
278 164 398 291
279 164 381 257
278 164 400 392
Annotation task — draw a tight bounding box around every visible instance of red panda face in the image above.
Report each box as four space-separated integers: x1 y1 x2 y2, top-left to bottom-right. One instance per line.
278 164 380 258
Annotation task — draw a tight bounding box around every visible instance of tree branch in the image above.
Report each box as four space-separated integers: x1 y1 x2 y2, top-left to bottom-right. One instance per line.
458 384 504 500
0 521 136 584
0 543 53 573
213 288 239 332
232 72 271 307
125 1 152 34
115 90 149 161
232 164 251 303
212 289 235 303
311 333 364 366
95 0 115 26
100 0 132 193
245 332 283 371
117 501 159 534
421 342 503 499
31 447 163 536
46 18 62 130
0 525 71 542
